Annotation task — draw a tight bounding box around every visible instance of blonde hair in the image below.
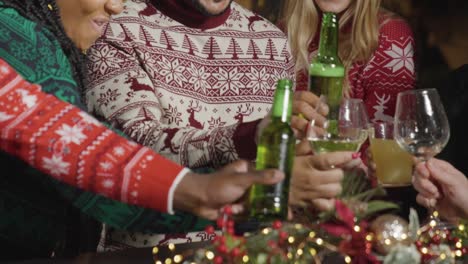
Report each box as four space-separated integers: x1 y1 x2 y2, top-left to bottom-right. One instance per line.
281 0 382 94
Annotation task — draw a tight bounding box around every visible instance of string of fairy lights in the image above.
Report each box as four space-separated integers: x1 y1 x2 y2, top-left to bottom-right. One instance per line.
152 212 467 263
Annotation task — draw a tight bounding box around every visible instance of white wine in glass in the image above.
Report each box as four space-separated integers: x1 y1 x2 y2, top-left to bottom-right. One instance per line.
394 88 450 229
308 96 369 154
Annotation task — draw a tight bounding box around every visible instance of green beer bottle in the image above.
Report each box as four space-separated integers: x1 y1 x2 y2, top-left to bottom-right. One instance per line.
248 79 296 222
309 12 344 123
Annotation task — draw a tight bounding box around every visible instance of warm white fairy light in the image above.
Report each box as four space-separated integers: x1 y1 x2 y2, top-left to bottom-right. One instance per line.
297 248 303 256
353 225 361 232
288 236 295 244
421 247 428 254
168 243 175 251
152 247 159 254
205 251 215 260
459 224 465 231
309 231 316 238
242 255 249 263
262 228 270 235
344 256 352 263
164 258 172 264
173 254 183 263
309 248 317 256
316 238 323 245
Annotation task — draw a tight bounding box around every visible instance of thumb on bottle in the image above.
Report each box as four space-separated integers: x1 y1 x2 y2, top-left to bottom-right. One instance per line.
245 169 284 187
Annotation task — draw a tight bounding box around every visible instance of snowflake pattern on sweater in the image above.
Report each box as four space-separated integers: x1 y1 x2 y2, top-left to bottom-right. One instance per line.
86 0 294 169
0 58 187 214
296 14 416 122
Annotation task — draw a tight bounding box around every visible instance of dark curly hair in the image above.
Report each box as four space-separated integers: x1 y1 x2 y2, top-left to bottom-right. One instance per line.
0 0 87 93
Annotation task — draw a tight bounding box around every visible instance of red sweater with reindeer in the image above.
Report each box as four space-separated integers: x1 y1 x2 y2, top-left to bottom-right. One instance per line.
86 0 294 169
296 13 416 122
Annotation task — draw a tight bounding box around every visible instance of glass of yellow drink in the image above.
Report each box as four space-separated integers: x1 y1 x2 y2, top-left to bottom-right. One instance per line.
369 121 413 187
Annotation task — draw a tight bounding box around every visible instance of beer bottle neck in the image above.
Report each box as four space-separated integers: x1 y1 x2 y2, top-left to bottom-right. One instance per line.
317 12 339 58
272 80 293 123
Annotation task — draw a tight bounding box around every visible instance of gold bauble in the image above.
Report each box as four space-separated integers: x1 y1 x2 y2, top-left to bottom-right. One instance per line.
370 214 411 255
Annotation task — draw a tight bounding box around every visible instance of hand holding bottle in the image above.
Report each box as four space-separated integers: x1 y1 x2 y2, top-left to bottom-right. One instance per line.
248 79 296 221
174 160 284 220
413 158 468 221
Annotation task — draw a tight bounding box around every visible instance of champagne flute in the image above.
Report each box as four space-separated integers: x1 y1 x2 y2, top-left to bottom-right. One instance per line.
307 96 369 154
393 88 450 229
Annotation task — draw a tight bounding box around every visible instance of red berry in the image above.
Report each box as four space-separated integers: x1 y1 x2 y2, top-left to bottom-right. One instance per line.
231 247 241 257
272 220 282 230
432 235 441 244
214 256 223 264
215 235 226 244
217 244 228 254
415 240 422 248
223 206 233 215
227 220 235 229
216 218 225 228
227 227 235 235
267 240 277 248
279 231 288 241
205 225 215 234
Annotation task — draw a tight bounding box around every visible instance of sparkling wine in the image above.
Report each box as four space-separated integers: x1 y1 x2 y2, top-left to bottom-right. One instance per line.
308 137 365 154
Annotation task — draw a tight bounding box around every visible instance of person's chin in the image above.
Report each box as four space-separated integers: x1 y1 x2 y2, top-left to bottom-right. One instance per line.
76 37 97 51
317 3 348 14
195 0 231 16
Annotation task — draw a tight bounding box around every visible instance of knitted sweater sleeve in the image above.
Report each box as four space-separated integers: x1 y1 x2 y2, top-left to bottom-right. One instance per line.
86 39 255 168
0 59 188 214
355 17 416 122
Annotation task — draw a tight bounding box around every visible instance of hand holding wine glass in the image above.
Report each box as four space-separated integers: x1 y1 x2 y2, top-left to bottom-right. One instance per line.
393 88 450 229
307 96 369 154
413 158 468 222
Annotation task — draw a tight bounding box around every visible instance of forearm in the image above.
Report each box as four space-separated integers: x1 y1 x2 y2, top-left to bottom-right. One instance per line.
0 62 186 213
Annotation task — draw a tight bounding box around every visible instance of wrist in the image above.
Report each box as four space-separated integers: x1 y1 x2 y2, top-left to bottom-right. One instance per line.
173 172 207 214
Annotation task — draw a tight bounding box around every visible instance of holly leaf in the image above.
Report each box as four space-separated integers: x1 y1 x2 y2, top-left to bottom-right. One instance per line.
358 200 399 221
408 208 420 242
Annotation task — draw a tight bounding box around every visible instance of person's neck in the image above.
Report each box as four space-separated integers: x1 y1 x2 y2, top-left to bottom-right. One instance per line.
151 0 231 30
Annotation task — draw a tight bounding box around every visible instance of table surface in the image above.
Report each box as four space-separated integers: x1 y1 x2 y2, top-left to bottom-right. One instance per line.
12 242 211 264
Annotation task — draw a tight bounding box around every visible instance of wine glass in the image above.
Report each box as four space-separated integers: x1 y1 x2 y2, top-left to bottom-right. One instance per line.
369 121 413 187
307 96 369 154
393 88 450 229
